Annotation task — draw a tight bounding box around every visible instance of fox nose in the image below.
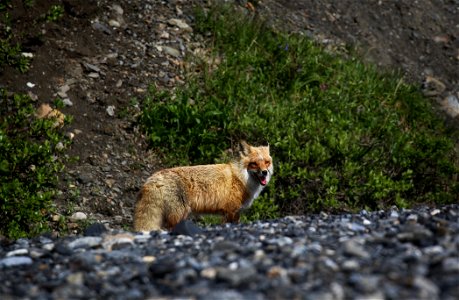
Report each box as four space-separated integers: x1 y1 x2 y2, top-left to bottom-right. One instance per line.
261 170 268 176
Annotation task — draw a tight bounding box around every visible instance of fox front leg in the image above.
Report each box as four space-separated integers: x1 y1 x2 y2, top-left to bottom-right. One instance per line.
224 211 240 224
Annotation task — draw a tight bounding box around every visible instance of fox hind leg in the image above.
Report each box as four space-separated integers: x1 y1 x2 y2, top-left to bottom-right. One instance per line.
134 185 165 231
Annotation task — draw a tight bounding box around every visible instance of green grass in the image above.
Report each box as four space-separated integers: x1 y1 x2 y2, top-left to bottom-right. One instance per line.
0 90 69 239
141 5 458 219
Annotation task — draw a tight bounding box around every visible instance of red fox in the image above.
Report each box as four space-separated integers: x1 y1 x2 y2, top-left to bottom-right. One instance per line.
134 141 273 231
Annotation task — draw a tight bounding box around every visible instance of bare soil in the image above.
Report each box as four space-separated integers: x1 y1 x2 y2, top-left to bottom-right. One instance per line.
1 0 457 233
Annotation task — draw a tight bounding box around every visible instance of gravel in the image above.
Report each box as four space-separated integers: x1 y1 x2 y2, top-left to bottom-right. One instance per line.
1 205 458 299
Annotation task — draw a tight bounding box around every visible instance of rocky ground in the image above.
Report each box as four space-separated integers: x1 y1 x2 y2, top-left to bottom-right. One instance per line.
1 0 458 232
1 205 458 299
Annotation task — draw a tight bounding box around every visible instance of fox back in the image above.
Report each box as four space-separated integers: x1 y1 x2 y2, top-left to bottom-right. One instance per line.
134 141 273 231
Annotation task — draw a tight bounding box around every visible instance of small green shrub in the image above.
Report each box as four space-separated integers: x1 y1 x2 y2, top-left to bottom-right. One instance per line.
23 0 35 8
140 5 458 219
0 90 68 239
0 38 30 73
0 10 30 73
44 5 64 22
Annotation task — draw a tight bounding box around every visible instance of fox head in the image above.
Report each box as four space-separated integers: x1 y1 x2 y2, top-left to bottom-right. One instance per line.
240 141 273 187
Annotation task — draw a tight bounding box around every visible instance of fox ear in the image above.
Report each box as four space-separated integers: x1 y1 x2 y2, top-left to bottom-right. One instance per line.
240 140 251 156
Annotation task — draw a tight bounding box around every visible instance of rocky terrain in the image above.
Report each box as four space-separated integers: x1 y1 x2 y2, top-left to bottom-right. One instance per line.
1 205 458 299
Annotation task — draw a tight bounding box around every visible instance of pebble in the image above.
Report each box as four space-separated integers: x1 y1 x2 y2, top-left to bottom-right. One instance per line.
70 212 88 221
87 72 100 78
162 46 181 57
343 239 370 259
168 18 192 32
108 19 121 28
6 249 28 257
67 236 102 249
106 105 116 117
92 21 112 34
440 94 459 118
55 141 65 151
0 256 33 267
111 4 123 15
63 98 73 106
442 257 459 272
82 62 101 73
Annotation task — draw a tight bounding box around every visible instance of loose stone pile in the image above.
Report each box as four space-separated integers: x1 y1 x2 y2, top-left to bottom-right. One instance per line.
1 205 458 299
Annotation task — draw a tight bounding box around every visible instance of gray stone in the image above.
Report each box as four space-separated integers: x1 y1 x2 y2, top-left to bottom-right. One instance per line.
162 46 181 57
6 248 28 257
343 239 370 259
0 256 33 267
106 105 116 117
67 237 102 250
70 212 87 222
168 18 192 32
442 257 459 272
216 266 257 286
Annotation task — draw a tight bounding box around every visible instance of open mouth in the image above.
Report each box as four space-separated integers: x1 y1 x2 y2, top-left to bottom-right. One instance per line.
252 173 268 186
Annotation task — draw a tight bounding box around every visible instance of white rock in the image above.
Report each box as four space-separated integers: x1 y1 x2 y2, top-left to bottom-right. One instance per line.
102 234 134 251
88 72 100 78
440 95 459 118
106 105 116 117
142 256 156 263
70 212 87 221
6 249 29 257
111 4 124 15
430 209 441 216
201 267 217 279
43 243 55 251
168 18 192 32
63 98 73 107
108 19 121 28
68 237 102 249
59 84 70 93
57 91 68 98
160 31 170 39
67 272 84 285
27 82 35 88
55 142 65 151
66 132 75 140
362 218 372 225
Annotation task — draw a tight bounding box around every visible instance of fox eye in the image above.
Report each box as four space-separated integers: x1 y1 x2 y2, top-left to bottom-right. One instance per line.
265 160 271 166
248 162 257 168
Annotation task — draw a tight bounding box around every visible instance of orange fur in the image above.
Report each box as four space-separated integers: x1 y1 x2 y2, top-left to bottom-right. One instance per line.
134 142 273 231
